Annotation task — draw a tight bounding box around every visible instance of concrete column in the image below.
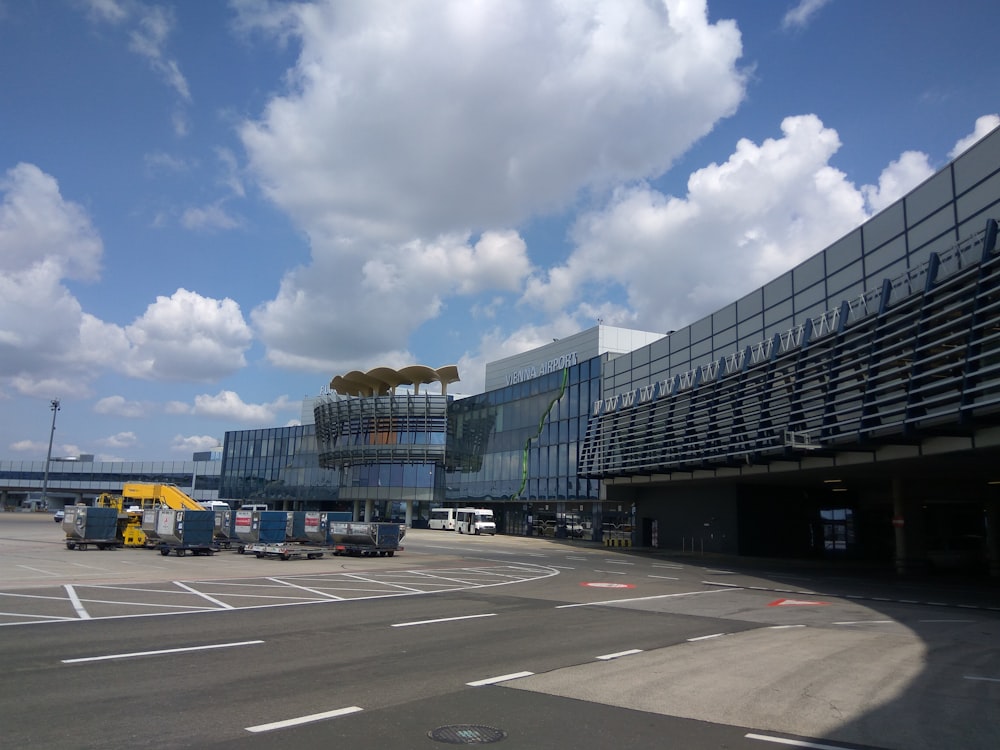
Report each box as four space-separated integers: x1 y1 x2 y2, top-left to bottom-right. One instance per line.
405 499 413 528
352 499 361 521
364 498 374 522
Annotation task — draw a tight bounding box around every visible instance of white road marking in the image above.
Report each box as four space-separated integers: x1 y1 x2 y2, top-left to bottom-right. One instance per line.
62 639 264 663
173 581 234 609
246 706 363 733
604 560 634 565
16 565 59 576
392 613 496 628
648 575 678 580
592 569 627 575
832 620 894 625
64 585 91 619
964 675 1000 683
687 633 726 641
746 733 858 749
467 671 534 686
596 648 643 660
556 588 739 609
266 577 345 600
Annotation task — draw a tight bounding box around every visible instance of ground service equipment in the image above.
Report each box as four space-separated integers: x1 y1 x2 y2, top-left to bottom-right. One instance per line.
154 509 217 556
329 522 405 557
63 506 119 550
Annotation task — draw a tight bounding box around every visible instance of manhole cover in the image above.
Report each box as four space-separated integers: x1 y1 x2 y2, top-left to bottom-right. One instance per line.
428 724 508 744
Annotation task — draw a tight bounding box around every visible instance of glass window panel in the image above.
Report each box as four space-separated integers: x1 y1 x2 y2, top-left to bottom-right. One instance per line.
825 229 862 273
713 303 736 331
862 201 905 250
954 132 1000 193
763 271 793 309
793 253 825 290
906 169 953 223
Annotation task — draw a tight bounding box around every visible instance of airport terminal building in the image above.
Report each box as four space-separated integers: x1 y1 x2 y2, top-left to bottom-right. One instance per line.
4 126 1000 574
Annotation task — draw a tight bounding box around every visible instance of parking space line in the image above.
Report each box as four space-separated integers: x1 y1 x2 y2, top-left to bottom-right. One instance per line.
64 585 91 619
266 577 345 600
246 705 363 733
173 581 234 609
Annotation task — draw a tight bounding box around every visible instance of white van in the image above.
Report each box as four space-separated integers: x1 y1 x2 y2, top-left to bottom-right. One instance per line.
455 508 496 535
429 508 457 530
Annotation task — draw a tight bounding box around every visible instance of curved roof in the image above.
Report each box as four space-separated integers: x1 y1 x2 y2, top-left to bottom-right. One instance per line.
328 365 461 396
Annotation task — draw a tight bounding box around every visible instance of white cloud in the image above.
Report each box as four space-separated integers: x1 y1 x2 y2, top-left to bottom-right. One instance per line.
861 151 935 214
122 289 253 381
180 203 243 231
170 434 222 454
81 0 191 132
782 0 832 31
189 390 295 423
0 163 102 281
241 0 747 373
949 114 1000 159
523 115 869 332
164 400 191 414
99 431 139 449
94 395 148 418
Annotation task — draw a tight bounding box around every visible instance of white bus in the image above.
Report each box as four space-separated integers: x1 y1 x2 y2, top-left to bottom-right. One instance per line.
455 508 496 535
429 507 457 530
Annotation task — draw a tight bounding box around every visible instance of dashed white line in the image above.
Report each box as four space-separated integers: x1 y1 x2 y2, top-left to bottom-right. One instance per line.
592 569 627 575
964 675 1000 683
648 575 678 580
467 671 534 686
833 620 894 626
246 706 363 733
62 639 264 664
392 613 496 628
596 648 643 661
687 632 725 642
746 732 858 749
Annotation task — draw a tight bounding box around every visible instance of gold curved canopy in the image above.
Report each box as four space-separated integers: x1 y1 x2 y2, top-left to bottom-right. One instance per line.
329 365 461 396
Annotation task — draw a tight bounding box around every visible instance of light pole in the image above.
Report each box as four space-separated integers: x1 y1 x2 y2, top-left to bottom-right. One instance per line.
40 399 60 511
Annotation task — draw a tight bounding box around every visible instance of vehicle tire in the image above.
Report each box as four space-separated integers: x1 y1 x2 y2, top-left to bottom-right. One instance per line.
281 553 290 561
387 551 395 557
66 541 75 550
160 548 170 556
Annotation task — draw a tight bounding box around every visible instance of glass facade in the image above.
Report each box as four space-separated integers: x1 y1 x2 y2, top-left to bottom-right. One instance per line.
445 355 604 537
0 458 220 507
219 424 340 508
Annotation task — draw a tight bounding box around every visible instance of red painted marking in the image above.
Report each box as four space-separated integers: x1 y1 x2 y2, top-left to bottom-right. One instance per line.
768 598 829 607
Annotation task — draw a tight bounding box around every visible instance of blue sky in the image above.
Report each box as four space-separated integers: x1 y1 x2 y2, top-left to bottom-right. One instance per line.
2 0 999 462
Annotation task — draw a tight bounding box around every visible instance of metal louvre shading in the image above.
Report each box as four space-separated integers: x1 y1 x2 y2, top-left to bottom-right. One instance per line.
314 393 450 469
580 220 1000 478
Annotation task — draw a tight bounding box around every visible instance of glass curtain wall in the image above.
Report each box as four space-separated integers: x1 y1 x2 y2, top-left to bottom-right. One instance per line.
219 424 340 509
446 356 602 537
